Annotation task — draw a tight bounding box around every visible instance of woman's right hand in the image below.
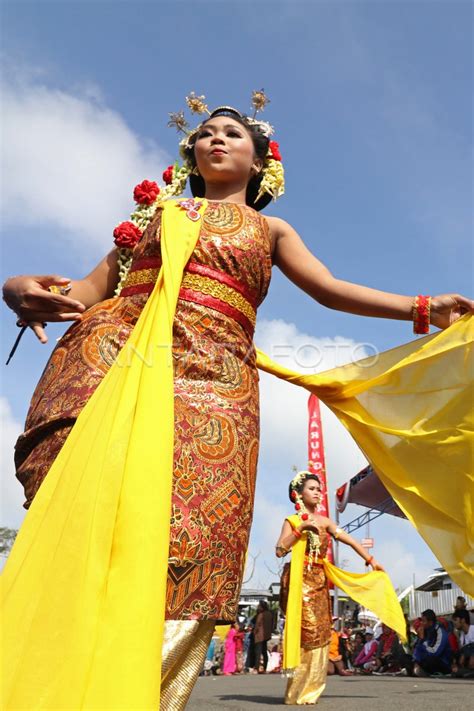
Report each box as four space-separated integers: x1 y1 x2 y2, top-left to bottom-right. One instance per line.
297 516 319 533
2 275 86 343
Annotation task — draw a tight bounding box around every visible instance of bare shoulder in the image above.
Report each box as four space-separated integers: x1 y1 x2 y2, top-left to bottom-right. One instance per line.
262 215 295 257
263 215 292 237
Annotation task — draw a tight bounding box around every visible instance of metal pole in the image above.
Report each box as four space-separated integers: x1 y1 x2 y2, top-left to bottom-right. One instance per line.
333 504 339 620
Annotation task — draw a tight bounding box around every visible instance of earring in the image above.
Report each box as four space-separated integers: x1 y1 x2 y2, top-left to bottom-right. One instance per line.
191 166 200 176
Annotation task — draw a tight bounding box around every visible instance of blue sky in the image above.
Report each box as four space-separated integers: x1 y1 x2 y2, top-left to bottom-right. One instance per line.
1 1 472 589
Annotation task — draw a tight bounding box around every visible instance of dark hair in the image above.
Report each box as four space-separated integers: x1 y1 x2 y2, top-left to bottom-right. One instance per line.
258 600 269 611
453 609 470 625
181 110 271 211
421 609 437 623
288 472 321 503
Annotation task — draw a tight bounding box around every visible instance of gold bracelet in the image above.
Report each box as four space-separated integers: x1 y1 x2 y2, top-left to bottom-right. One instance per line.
275 545 289 556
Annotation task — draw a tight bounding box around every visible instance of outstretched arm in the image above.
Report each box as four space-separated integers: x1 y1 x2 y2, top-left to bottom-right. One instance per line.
325 517 384 571
268 217 473 329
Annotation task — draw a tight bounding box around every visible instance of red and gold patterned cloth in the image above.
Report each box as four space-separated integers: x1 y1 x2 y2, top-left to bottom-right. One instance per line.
299 534 332 650
280 533 332 650
14 201 272 622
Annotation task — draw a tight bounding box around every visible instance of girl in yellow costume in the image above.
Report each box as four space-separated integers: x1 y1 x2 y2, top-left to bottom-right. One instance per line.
2 91 473 710
276 471 402 705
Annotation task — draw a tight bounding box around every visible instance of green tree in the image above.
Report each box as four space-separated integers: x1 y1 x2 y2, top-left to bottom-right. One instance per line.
0 527 18 556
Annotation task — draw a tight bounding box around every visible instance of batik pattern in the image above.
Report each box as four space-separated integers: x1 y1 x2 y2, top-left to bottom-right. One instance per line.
15 202 272 621
300 534 332 649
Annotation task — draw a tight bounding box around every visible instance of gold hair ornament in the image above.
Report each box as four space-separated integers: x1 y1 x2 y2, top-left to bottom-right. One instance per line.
289 468 322 570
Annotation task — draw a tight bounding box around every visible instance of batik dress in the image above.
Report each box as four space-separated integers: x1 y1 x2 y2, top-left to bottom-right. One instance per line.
15 201 272 623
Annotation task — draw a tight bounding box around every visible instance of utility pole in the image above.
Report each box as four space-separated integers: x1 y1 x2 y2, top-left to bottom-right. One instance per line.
333 505 339 621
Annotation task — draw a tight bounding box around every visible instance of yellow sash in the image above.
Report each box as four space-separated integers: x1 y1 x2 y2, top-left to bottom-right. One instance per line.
257 318 473 598
1 199 207 710
283 515 406 670
1 195 472 707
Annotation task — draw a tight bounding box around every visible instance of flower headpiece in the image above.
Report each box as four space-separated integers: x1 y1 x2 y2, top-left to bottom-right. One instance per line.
111 90 284 294
289 467 322 570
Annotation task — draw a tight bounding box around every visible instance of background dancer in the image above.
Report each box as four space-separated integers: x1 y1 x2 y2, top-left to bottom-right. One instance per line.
276 471 386 704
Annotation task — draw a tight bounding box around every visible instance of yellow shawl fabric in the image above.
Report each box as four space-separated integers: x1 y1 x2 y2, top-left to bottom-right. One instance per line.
257 317 473 598
1 200 207 710
283 515 406 670
1 197 472 708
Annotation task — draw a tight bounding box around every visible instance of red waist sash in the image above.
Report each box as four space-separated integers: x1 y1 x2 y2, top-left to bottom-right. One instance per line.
120 257 257 336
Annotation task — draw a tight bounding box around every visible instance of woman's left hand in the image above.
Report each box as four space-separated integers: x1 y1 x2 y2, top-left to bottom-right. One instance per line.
430 294 474 330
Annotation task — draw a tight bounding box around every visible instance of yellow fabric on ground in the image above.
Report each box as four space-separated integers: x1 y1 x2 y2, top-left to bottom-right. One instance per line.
1 200 206 710
257 314 474 596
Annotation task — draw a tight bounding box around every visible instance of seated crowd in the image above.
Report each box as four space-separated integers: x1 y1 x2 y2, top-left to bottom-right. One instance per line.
201 598 473 679
333 601 474 678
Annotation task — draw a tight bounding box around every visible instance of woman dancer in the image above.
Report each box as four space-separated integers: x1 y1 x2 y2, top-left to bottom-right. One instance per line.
2 91 472 709
276 471 384 704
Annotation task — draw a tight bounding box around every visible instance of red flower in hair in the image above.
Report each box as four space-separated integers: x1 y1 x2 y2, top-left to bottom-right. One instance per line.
269 141 282 161
295 503 301 511
162 166 174 185
301 513 309 521
290 491 297 501
133 179 160 205
113 221 143 249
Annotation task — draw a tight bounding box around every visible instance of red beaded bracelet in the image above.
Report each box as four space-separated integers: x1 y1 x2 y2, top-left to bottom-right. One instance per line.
413 295 431 335
365 555 374 567
292 527 302 539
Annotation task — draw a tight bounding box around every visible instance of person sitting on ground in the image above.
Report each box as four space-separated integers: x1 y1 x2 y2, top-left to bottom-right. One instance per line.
413 609 451 676
373 624 413 675
328 621 352 676
438 617 459 657
202 636 216 676
266 644 282 673
350 632 365 667
454 596 467 613
452 609 474 677
340 630 351 670
354 628 378 672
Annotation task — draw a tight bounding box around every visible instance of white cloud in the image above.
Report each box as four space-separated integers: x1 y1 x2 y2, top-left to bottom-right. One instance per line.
0 397 27 529
255 319 369 481
1 74 170 256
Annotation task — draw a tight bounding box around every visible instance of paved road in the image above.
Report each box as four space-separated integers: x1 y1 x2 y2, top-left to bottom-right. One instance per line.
188 673 473 710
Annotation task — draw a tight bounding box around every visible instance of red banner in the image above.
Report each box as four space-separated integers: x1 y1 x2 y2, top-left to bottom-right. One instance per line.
308 394 333 562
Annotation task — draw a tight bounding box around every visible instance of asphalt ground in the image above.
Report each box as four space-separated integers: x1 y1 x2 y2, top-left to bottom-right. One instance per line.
187 672 474 710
